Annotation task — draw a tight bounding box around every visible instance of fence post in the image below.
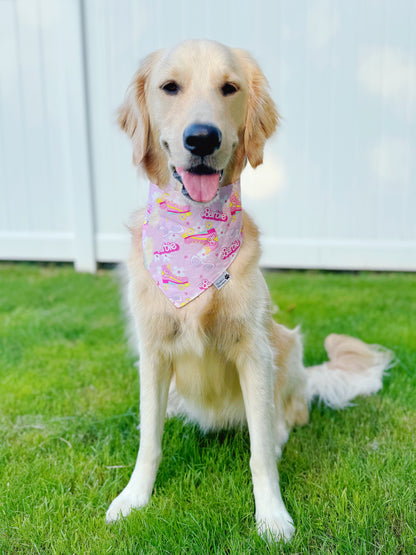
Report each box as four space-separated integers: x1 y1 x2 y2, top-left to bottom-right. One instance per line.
70 0 96 272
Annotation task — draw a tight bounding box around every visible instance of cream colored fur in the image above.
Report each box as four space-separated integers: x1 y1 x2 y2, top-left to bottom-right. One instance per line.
106 40 393 542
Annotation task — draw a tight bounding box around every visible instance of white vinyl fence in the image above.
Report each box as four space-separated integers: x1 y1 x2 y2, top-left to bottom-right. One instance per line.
1 0 415 272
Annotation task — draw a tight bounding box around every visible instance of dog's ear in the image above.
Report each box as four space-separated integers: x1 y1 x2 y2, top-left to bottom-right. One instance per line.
117 52 160 167
234 50 279 168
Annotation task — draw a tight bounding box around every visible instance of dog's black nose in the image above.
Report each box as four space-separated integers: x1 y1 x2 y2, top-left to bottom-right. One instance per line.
183 124 222 157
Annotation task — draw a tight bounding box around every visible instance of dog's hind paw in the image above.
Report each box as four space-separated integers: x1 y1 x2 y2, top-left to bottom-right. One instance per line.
256 511 295 543
105 489 148 523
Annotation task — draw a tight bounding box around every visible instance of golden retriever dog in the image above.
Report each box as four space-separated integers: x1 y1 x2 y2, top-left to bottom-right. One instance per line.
106 40 393 542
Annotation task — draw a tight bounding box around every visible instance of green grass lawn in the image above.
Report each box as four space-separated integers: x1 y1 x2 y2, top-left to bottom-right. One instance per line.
0 263 415 554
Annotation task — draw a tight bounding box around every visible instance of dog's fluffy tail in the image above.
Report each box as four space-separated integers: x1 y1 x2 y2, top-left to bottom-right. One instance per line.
305 334 395 409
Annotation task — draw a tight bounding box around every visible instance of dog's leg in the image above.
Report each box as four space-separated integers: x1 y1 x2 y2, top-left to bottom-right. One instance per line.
236 341 295 543
106 350 171 522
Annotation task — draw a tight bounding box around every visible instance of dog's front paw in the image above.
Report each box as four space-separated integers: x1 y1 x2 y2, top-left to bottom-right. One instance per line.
256 509 295 543
106 488 149 523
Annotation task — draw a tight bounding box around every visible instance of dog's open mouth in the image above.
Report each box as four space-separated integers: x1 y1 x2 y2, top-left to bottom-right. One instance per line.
174 165 224 203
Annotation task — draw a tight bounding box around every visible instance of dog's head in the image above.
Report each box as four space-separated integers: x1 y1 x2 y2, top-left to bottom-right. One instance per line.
119 40 278 202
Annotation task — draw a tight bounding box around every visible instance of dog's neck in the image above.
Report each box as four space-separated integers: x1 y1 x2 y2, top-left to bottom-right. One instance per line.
142 180 243 308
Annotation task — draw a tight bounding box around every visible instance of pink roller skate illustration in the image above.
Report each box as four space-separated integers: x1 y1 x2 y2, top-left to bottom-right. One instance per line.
161 264 190 289
158 196 191 219
182 227 218 249
230 192 242 217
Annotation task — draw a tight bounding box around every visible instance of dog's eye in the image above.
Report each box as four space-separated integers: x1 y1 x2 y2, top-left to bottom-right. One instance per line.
161 81 180 95
221 82 239 96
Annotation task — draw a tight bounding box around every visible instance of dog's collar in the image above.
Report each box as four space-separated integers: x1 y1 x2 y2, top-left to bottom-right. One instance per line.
142 180 243 308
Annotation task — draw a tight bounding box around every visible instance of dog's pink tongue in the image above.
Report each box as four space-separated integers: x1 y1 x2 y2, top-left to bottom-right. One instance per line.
177 168 220 203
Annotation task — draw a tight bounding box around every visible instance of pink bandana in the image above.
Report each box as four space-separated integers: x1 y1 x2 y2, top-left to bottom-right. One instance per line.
142 180 243 307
